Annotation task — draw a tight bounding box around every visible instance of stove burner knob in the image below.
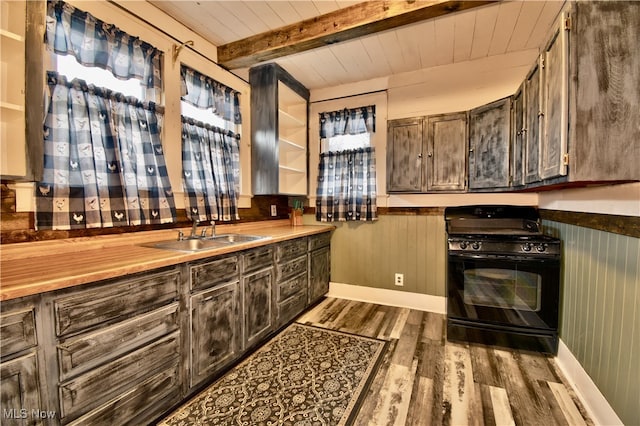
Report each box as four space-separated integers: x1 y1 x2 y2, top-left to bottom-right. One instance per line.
471 242 481 250
459 242 468 250
522 242 533 252
536 244 547 252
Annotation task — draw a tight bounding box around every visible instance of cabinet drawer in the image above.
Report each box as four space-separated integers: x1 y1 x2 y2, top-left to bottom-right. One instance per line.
276 255 307 283
54 269 180 337
67 363 181 426
242 246 274 274
277 272 307 302
59 332 180 421
0 308 36 357
190 255 239 291
277 291 307 326
276 238 307 262
57 303 180 381
308 232 331 251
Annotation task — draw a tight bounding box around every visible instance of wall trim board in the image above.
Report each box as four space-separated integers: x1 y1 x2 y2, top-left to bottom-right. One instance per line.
556 339 624 426
327 282 446 314
540 209 640 238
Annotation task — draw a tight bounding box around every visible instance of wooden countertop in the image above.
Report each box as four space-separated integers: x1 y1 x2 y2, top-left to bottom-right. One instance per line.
0 220 334 301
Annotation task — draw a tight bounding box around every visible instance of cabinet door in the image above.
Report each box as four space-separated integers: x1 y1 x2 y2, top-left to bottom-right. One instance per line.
0 353 42 426
511 86 525 187
540 16 569 180
190 282 240 388
387 117 424 192
570 1 640 181
468 98 511 190
524 59 542 184
242 268 273 349
308 246 330 305
426 112 468 192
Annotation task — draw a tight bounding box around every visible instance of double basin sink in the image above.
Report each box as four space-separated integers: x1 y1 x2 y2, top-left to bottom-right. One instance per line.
145 234 270 253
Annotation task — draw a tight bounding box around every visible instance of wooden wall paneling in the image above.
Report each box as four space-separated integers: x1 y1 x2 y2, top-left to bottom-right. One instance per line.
543 220 639 425
329 214 446 297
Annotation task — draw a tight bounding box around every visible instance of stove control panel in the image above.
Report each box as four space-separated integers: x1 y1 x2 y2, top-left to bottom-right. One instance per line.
448 238 560 255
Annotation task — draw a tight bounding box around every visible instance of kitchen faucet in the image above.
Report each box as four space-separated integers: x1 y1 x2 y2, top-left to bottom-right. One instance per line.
190 219 200 238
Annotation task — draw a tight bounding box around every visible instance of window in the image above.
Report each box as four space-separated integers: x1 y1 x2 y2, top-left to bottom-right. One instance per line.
180 65 242 222
316 105 377 222
36 0 175 230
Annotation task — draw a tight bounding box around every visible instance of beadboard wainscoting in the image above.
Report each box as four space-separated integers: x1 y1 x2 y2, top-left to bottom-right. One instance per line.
543 220 638 426
312 213 447 298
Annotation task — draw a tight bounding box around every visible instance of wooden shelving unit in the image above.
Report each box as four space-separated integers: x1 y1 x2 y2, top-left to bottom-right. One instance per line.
0 0 45 181
1 1 27 178
250 63 309 196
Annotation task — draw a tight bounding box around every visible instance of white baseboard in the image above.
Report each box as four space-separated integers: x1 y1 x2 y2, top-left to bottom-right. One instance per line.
327 282 446 314
556 339 623 426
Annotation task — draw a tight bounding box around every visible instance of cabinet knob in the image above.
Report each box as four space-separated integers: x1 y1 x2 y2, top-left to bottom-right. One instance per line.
418 153 423 159
469 148 474 154
428 152 433 157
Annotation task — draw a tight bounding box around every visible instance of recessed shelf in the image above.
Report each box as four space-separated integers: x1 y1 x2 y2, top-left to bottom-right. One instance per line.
279 137 305 151
279 165 305 174
0 29 24 42
279 108 305 128
0 101 25 112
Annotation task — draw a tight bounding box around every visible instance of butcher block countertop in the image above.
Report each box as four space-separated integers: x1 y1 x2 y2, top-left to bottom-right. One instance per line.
0 220 334 301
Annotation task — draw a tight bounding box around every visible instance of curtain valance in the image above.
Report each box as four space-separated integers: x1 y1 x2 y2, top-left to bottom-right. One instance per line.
45 0 163 101
319 105 375 139
181 66 242 125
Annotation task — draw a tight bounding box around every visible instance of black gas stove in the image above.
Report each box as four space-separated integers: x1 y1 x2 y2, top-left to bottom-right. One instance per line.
444 205 562 354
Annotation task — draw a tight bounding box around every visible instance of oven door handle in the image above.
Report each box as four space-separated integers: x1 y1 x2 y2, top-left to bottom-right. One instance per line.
448 252 558 261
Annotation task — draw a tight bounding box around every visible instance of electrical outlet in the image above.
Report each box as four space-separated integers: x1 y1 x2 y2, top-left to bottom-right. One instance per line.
394 273 404 286
270 205 277 216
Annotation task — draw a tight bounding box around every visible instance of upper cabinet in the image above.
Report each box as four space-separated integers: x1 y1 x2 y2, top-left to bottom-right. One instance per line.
426 113 468 192
387 112 467 193
250 63 309 196
524 58 542 185
0 0 44 181
567 1 640 182
387 117 424 192
540 13 570 181
468 98 511 191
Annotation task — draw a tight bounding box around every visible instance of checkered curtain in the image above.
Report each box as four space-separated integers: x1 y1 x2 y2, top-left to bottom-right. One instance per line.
316 105 377 222
182 118 240 222
319 105 375 139
35 72 176 230
181 66 242 128
45 0 162 102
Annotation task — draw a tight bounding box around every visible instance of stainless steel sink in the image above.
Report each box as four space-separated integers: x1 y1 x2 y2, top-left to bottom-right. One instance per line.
143 234 270 253
210 234 268 244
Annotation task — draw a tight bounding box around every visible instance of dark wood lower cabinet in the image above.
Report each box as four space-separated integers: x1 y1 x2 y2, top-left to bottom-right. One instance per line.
0 353 42 426
242 268 274 350
189 283 240 388
0 231 332 425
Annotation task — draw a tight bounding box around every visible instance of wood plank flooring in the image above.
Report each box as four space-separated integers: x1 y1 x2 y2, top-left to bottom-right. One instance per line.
297 298 594 426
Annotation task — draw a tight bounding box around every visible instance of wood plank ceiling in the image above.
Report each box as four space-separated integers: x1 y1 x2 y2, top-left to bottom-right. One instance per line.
148 0 565 91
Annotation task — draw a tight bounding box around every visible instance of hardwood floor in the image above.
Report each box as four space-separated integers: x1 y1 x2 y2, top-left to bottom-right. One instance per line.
297 298 594 426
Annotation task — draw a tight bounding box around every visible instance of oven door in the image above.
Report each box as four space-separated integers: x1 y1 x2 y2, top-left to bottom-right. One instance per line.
447 252 560 331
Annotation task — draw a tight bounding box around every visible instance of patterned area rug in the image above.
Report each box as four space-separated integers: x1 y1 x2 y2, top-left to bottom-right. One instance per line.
159 323 387 425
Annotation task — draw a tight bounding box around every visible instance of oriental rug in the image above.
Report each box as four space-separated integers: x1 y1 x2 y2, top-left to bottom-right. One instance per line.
158 323 387 426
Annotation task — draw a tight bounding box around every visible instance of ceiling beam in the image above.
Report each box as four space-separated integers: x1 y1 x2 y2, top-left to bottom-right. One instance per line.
217 0 499 70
